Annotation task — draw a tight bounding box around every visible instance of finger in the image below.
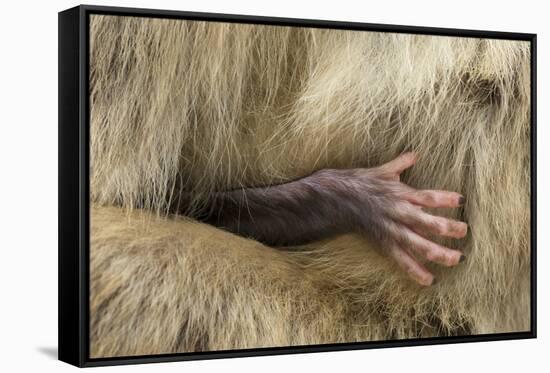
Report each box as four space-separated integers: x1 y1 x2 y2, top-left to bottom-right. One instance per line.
396 206 468 239
403 189 465 209
379 152 418 176
389 245 434 286
400 226 465 267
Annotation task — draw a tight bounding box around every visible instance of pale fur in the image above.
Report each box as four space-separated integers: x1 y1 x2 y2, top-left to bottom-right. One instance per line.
89 15 531 357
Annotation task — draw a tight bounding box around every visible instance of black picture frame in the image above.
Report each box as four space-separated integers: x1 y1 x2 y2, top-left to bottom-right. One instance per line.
58 4 537 368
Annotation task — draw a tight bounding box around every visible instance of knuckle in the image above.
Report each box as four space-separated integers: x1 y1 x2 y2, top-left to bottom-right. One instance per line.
425 252 436 262
450 221 467 237
422 192 437 205
406 267 417 278
423 246 439 262
452 222 463 234
445 253 458 266
430 219 447 234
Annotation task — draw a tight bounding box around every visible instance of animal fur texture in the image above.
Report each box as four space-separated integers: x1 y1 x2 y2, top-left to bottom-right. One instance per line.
89 15 531 358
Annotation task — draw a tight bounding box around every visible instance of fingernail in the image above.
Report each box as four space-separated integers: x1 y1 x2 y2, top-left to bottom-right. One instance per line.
459 196 466 206
459 254 467 263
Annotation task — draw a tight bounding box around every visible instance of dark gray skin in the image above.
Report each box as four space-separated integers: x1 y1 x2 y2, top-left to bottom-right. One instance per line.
200 153 467 286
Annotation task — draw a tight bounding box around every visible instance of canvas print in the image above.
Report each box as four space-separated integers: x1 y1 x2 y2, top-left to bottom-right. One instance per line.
88 14 532 358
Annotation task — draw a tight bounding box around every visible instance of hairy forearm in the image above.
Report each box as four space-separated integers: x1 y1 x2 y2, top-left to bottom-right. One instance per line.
202 171 358 246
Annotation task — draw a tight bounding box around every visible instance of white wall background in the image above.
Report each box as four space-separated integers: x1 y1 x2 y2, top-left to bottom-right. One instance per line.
0 0 546 371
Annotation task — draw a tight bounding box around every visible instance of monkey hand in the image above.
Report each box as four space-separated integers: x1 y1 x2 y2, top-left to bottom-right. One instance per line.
313 152 467 286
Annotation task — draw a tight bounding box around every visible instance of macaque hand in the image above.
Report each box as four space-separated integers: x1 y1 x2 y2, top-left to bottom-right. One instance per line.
313 152 467 286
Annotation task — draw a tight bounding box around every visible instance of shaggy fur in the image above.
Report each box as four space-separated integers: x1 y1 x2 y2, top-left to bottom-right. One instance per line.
89 15 531 358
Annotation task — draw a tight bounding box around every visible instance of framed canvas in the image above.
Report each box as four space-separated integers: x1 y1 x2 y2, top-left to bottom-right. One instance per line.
58 4 537 367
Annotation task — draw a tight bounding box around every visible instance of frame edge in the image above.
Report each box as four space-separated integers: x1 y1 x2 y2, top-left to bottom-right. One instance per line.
58 5 86 368
79 3 536 40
